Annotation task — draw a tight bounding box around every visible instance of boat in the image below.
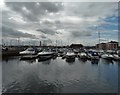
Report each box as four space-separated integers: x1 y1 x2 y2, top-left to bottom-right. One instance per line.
87 52 99 60
19 47 37 55
58 49 64 57
48 48 58 57
101 53 114 60
20 55 37 60
78 52 88 59
73 49 79 54
37 51 54 61
113 54 120 60
66 52 75 62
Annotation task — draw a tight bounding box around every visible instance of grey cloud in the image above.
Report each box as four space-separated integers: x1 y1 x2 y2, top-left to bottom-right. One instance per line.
43 39 52 43
2 2 117 46
2 26 36 39
42 19 54 25
36 28 57 35
40 35 47 39
5 2 63 22
71 30 92 38
40 2 63 13
64 2 117 18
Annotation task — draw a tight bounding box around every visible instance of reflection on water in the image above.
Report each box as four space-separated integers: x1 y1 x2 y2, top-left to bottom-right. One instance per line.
101 59 114 64
66 58 75 63
2 56 118 93
41 59 51 65
78 58 87 63
91 59 99 64
20 59 36 64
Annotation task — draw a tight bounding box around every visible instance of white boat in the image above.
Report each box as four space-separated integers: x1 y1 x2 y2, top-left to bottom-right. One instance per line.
20 55 37 60
113 54 120 60
66 52 75 62
73 49 79 54
37 51 54 61
37 51 54 56
66 52 75 58
78 52 87 59
101 53 114 60
19 48 36 55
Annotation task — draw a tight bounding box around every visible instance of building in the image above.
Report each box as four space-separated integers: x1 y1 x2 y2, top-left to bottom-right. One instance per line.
106 41 118 50
70 44 83 49
96 43 106 50
96 41 118 50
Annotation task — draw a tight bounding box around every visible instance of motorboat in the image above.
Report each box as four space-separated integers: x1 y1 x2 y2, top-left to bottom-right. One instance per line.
101 53 114 60
78 52 88 59
113 54 120 60
20 55 37 60
66 52 75 62
58 48 65 57
37 51 54 61
73 49 79 54
87 52 99 60
19 47 37 55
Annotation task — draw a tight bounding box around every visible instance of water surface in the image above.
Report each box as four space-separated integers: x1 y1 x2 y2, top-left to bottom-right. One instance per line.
2 56 118 93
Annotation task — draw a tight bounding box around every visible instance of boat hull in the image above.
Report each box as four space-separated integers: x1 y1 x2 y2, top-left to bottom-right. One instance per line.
20 55 37 60
102 56 113 60
38 55 53 61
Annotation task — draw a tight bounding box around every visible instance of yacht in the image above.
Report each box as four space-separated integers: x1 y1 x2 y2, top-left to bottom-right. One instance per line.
87 51 99 60
66 52 75 62
78 52 88 59
113 54 120 60
37 51 54 61
101 53 114 60
19 47 37 55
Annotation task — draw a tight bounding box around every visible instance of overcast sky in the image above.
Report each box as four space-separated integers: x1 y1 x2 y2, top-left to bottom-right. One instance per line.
1 1 118 46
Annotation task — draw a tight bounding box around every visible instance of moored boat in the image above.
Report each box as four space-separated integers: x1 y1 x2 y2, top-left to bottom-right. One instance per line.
19 47 37 55
78 52 88 59
113 54 120 61
20 55 37 60
66 52 75 62
87 52 99 60
37 51 54 61
101 53 114 60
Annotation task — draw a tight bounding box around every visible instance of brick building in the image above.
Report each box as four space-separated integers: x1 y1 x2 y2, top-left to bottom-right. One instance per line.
96 43 106 50
96 41 118 50
106 41 118 50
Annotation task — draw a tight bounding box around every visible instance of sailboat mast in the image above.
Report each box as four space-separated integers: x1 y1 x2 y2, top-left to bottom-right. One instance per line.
98 31 100 50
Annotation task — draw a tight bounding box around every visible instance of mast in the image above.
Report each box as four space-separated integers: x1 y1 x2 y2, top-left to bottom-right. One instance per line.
98 30 100 50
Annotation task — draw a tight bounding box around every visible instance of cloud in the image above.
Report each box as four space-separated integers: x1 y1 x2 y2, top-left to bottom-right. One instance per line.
63 2 117 18
2 26 36 39
36 28 57 35
5 2 63 22
1 2 118 46
71 30 92 38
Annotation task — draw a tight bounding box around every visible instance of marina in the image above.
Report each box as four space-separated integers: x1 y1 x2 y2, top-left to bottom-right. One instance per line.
1 1 119 94
2 51 118 93
2 46 120 61
1 46 119 93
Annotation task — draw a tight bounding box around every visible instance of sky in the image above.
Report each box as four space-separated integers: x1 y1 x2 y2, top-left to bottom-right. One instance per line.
0 1 118 46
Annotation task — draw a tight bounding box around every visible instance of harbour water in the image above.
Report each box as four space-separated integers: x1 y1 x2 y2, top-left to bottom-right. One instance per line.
2 56 118 93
